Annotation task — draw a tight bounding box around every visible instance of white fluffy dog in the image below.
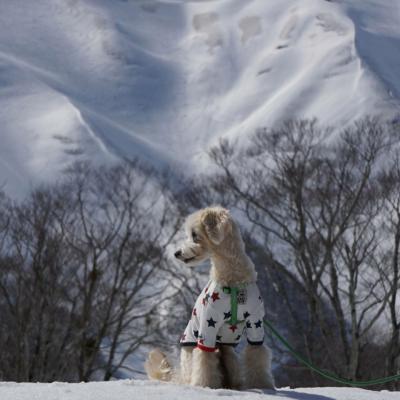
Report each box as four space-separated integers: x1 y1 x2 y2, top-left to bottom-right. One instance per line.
145 206 274 390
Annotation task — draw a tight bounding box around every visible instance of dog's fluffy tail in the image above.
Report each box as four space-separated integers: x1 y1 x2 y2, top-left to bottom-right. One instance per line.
144 349 173 382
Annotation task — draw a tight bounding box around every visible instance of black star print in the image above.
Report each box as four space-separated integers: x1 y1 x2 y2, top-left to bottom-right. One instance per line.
246 321 252 328
255 320 262 328
216 335 222 341
207 317 217 327
258 295 262 301
243 311 251 319
235 335 241 341
224 311 232 320
194 330 199 338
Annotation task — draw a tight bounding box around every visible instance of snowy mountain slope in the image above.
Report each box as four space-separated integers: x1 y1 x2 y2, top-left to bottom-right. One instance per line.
0 380 399 400
0 0 399 196
343 0 400 100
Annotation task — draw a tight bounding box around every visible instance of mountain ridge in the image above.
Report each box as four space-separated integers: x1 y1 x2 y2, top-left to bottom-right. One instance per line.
0 0 399 197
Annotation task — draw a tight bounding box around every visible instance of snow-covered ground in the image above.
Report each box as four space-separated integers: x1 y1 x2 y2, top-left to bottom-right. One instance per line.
0 380 399 400
1 0 399 196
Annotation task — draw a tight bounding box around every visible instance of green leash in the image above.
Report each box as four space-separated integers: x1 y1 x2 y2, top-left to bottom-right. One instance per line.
223 286 241 325
263 318 400 387
229 287 238 325
223 286 400 387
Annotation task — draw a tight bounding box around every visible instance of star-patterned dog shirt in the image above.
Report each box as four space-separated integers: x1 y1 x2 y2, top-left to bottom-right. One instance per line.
180 280 265 352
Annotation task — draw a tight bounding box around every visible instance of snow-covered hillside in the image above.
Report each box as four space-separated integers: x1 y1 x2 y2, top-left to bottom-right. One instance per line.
0 0 399 196
0 380 399 400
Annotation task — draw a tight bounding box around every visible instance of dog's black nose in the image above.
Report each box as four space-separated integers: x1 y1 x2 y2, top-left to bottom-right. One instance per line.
174 250 182 258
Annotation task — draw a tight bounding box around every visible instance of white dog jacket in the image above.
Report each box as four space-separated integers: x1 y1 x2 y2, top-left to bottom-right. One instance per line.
180 280 265 352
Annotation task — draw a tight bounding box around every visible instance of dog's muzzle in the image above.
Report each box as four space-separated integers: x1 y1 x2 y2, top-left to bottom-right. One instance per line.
174 250 182 258
174 248 198 264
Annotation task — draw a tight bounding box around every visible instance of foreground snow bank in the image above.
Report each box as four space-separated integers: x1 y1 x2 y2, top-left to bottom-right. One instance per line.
0 380 398 400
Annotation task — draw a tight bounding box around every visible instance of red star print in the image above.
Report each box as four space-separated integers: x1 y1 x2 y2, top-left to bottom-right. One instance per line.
229 325 238 333
181 333 186 341
211 292 220 302
202 297 207 306
198 338 204 345
205 286 209 293
192 308 197 316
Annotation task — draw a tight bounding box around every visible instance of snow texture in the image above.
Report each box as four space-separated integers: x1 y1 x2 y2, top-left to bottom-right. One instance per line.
0 0 400 196
0 380 399 400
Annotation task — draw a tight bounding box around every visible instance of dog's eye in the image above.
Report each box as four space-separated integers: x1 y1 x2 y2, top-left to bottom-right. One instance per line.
192 230 200 243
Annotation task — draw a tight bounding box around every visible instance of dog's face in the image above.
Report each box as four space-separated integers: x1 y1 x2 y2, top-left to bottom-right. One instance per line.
174 207 232 266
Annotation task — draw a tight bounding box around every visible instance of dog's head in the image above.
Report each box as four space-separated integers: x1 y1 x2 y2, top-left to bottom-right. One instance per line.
174 206 233 266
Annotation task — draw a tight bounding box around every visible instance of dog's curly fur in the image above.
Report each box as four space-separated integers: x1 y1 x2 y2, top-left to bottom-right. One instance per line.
145 206 274 390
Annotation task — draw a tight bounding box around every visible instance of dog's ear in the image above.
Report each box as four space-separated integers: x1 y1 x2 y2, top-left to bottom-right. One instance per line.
201 207 231 245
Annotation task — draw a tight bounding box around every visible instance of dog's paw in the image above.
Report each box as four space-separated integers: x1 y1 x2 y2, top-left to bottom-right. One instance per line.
144 348 172 381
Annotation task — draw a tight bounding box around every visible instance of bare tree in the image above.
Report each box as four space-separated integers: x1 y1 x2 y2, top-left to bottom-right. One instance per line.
56 161 182 381
378 154 400 390
0 161 185 382
204 119 399 386
0 188 78 381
